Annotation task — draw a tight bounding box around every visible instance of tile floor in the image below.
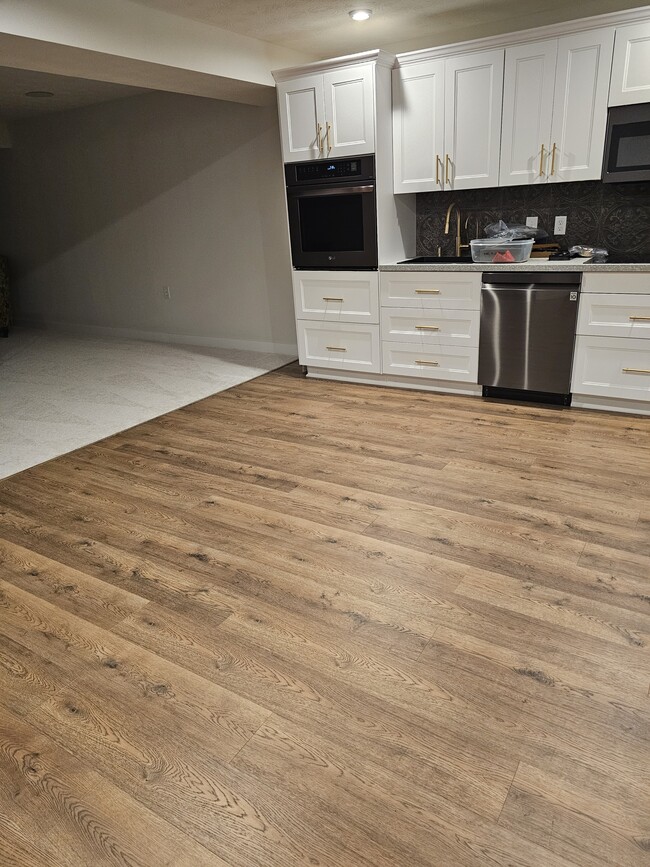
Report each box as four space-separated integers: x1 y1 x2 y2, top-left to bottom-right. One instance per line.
0 328 295 479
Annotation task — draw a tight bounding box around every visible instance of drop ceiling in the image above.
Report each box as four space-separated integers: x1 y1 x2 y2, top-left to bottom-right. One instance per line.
0 67 148 118
131 0 647 58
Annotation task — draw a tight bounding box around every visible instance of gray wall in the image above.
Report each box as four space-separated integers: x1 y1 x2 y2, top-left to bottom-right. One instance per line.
0 90 297 353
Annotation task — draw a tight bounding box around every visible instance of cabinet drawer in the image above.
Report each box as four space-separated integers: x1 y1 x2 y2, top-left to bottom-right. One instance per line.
381 307 479 346
577 294 650 338
293 271 379 322
297 321 380 373
582 272 650 295
381 341 478 382
380 271 481 309
572 336 650 401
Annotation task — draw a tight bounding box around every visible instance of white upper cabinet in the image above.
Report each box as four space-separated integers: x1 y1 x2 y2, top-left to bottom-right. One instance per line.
500 40 558 186
391 49 504 193
323 65 375 158
277 75 326 162
609 20 650 105
392 60 445 193
444 50 504 190
277 64 375 162
499 28 614 186
549 28 615 183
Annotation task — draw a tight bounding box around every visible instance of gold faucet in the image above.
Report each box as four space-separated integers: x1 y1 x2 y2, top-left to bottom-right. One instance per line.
459 214 480 256
444 202 462 257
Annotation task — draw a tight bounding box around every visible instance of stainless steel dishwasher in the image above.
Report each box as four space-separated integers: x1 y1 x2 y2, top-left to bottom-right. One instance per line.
478 271 581 405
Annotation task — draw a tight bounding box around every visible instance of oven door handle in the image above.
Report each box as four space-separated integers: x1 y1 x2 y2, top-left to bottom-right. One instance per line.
287 185 375 198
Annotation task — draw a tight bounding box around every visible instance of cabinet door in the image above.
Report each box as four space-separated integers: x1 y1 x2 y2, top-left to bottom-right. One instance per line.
297 321 381 373
380 271 481 310
292 271 379 323
500 40 557 186
392 60 445 193
549 28 615 183
444 49 504 190
609 21 650 106
277 75 326 163
572 335 650 401
323 64 375 158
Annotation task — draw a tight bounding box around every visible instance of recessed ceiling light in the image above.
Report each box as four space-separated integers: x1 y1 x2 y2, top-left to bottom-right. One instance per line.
24 91 54 98
349 9 372 21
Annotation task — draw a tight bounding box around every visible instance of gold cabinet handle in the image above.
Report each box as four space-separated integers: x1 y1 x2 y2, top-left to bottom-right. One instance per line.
316 123 323 154
539 143 546 177
550 142 557 176
435 154 440 185
326 346 346 352
326 122 332 155
629 316 650 321
445 154 451 185
415 325 440 331
416 360 439 366
322 296 343 302
622 367 650 374
415 289 440 294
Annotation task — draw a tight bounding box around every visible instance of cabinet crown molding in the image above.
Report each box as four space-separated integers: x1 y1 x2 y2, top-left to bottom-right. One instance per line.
395 5 650 65
273 48 395 82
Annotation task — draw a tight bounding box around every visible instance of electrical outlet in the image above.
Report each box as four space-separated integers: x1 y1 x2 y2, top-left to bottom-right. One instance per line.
162 285 171 300
554 215 567 235
526 216 538 229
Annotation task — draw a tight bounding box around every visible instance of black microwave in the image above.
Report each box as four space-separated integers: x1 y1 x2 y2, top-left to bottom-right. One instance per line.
602 103 650 183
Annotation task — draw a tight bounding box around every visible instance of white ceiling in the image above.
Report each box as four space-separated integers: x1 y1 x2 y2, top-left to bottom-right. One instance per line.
0 66 148 118
130 0 647 58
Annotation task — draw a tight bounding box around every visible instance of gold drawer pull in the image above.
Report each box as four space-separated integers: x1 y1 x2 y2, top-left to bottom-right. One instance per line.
622 367 650 374
416 359 439 366
415 289 441 295
415 325 440 331
323 296 344 302
326 346 347 352
629 316 650 321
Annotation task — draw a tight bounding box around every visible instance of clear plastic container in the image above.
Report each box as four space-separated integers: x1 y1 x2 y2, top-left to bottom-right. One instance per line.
470 238 534 264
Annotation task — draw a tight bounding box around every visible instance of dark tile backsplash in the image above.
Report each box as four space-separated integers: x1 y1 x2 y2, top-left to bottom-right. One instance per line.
416 180 650 261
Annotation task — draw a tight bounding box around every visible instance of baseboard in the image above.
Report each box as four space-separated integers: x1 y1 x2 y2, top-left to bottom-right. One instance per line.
572 394 650 416
15 318 298 357
306 366 482 396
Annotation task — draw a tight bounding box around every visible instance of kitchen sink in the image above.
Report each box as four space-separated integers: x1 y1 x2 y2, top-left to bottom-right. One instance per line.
398 256 473 264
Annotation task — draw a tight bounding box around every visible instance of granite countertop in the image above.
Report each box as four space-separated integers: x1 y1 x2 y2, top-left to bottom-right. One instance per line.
380 260 650 272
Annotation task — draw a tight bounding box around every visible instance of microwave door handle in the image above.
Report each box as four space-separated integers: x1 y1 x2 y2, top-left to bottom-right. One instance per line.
289 185 375 198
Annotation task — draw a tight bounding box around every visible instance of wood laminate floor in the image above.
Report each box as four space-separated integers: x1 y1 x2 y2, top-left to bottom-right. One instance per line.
0 362 649 867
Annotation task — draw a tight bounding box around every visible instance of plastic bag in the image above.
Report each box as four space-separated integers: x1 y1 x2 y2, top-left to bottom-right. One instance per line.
569 244 608 258
484 220 537 241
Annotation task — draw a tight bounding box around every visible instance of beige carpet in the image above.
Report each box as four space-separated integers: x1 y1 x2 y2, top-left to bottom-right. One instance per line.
0 328 295 479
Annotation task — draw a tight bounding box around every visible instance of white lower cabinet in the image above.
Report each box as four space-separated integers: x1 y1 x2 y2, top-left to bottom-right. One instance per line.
382 342 478 382
297 321 380 373
379 271 480 386
577 293 650 339
293 271 379 323
572 336 650 401
381 307 479 346
380 271 481 309
573 287 650 412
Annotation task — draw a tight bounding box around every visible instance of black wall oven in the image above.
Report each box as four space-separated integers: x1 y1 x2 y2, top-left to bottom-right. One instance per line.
285 156 378 270
603 103 650 183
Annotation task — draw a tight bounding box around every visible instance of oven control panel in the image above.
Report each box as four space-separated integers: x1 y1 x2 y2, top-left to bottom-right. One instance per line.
286 155 375 186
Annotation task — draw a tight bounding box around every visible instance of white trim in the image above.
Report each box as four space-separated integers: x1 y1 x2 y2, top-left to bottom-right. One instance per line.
572 394 650 416
306 366 482 395
395 6 650 66
273 49 395 82
15 318 299 357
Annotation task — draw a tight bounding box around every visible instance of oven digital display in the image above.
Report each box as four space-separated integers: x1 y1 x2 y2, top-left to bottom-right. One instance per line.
295 159 362 181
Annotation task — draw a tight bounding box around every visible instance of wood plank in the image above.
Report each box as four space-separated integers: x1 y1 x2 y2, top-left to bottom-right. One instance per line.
0 702 223 867
1 360 648 867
